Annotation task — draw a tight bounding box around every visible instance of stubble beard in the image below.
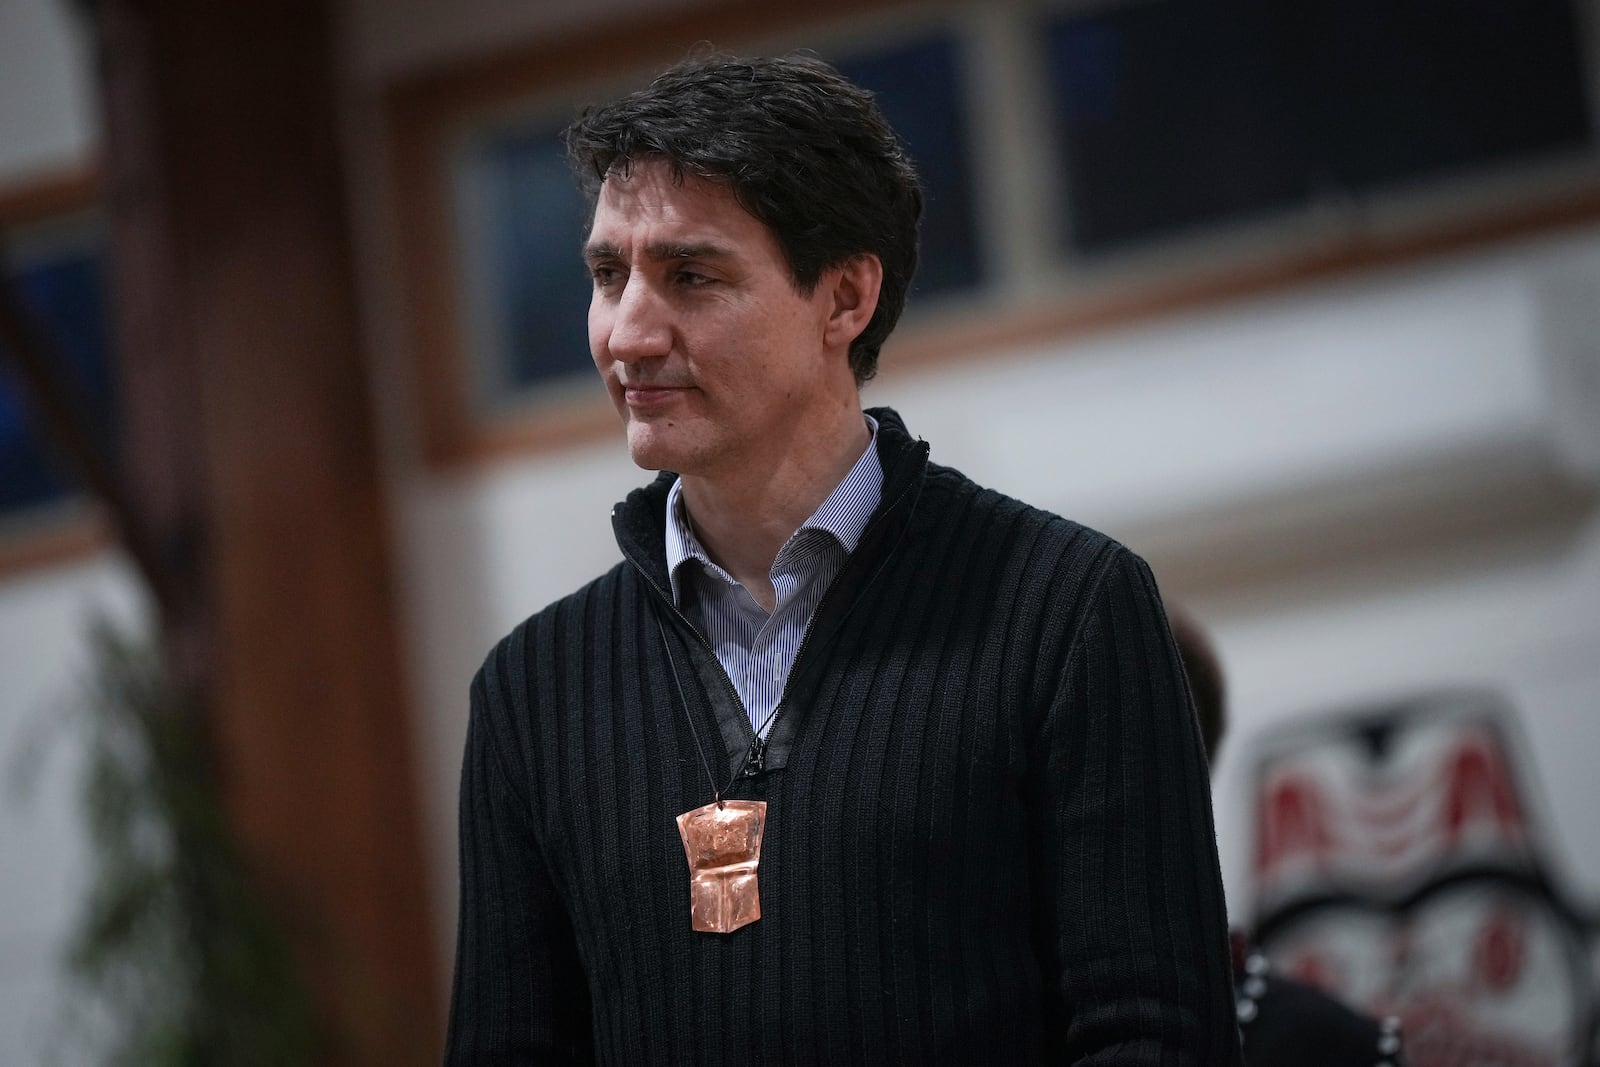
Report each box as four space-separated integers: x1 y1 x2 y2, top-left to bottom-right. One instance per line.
625 414 698 475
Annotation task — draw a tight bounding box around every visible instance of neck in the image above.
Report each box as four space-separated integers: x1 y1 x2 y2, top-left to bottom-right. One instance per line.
680 403 869 612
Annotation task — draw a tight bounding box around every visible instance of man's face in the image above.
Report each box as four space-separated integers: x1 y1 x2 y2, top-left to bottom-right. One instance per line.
585 159 841 478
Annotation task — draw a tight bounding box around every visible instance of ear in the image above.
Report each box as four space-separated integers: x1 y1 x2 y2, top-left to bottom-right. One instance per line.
821 254 883 350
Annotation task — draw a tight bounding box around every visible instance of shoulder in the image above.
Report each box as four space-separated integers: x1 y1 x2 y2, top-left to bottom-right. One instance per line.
466 561 638 797
909 459 1165 685
917 457 1134 594
473 560 635 703
872 406 1125 587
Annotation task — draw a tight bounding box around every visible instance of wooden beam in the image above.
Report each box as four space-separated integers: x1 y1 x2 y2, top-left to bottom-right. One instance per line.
92 0 441 1061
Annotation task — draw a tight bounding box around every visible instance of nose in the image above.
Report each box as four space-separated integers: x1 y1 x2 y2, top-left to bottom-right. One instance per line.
598 275 672 366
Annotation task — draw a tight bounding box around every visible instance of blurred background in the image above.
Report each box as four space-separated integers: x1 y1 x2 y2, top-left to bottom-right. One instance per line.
2 0 1598 1062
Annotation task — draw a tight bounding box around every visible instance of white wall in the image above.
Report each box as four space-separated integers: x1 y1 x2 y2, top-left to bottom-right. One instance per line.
0 553 147 1064
0 0 95 179
0 2 130 1063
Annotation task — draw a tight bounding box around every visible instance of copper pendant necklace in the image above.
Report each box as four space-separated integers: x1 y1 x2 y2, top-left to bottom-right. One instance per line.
658 617 778 934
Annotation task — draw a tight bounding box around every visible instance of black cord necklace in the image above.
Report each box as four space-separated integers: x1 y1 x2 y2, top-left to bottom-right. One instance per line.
657 615 781 804
657 615 770 933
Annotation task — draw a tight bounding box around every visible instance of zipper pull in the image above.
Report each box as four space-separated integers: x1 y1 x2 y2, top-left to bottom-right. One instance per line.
741 734 767 777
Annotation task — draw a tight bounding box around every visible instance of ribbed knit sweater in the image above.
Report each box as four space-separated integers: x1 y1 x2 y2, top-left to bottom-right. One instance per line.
445 408 1244 1065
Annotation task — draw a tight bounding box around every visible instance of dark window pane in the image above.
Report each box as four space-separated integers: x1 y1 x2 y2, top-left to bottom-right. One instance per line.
834 33 984 297
1045 0 1594 253
0 235 116 516
1045 1 1309 251
1267 0 1592 192
458 124 595 403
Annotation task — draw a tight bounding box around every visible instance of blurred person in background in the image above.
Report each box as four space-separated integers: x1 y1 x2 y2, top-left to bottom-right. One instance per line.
1168 607 1406 1067
445 52 1241 1065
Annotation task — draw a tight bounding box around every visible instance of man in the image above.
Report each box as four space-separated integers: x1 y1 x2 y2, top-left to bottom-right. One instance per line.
1167 609 1405 1067
446 53 1242 1064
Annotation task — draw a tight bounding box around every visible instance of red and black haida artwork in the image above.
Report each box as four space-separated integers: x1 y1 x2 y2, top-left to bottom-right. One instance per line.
1249 691 1598 1067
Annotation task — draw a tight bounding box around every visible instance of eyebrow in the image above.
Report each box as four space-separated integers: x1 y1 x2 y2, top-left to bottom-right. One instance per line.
583 241 735 264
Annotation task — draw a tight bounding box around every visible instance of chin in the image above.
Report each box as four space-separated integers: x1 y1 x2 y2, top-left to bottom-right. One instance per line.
624 422 690 474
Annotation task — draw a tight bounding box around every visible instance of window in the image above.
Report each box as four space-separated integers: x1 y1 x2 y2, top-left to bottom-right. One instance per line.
0 216 115 520
833 31 984 295
454 118 596 409
1043 0 1594 252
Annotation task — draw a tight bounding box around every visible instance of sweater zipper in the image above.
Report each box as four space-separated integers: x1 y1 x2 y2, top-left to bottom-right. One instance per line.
620 548 753 743
619 440 928 779
631 565 774 786
752 452 928 760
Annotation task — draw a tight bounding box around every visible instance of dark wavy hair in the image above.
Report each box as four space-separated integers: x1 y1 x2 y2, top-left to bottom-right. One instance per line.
563 52 924 385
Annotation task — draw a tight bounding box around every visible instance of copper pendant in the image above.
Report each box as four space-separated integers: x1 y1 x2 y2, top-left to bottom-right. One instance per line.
675 799 767 933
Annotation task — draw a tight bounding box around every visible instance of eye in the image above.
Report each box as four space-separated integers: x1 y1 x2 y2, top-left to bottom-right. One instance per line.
675 268 714 287
591 264 622 289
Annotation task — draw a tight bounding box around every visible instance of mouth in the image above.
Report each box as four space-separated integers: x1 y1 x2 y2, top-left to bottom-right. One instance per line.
621 383 693 409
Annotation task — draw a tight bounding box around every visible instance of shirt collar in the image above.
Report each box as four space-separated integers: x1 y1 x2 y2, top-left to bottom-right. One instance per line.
665 413 883 606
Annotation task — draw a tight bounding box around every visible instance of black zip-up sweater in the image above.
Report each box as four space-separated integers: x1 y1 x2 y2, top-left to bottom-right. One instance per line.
446 408 1244 1065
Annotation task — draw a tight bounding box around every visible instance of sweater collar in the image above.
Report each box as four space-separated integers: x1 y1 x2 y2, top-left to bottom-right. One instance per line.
661 412 884 607
612 406 930 780
611 406 929 600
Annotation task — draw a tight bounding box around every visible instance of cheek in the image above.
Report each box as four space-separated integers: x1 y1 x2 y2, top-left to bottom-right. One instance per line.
587 307 610 367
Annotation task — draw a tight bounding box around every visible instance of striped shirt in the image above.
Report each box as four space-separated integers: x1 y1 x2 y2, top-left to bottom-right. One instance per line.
666 414 882 736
